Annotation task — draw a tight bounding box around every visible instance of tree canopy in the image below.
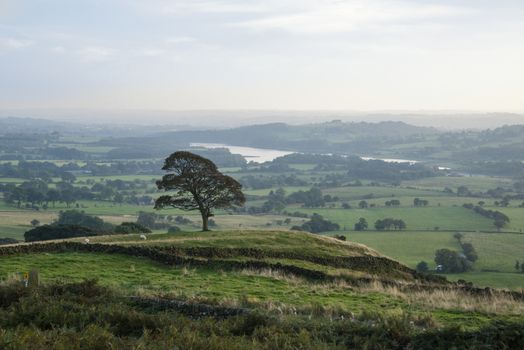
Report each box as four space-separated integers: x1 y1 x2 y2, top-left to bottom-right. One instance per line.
155 151 245 231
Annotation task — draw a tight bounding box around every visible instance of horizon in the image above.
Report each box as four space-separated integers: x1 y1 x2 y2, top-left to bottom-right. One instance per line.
1 108 523 130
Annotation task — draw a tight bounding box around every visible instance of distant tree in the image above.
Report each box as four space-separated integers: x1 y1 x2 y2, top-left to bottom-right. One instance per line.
30 219 40 227
354 218 368 231
46 189 61 208
515 260 520 272
456 186 470 197
0 237 18 245
461 242 478 262
374 218 406 231
60 172 77 183
294 213 339 233
413 198 429 207
137 211 158 229
24 225 95 242
416 261 429 273
385 199 401 207
56 210 113 232
358 200 368 209
174 216 192 225
500 196 511 207
168 226 181 233
342 202 352 209
114 192 124 206
521 263 524 274
155 152 245 231
478 201 485 207
453 232 464 241
113 222 151 234
434 248 472 273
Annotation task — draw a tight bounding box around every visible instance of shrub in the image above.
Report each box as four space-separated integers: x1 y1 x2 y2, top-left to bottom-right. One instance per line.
114 222 152 234
295 213 339 233
56 210 114 231
416 261 429 273
434 248 472 273
461 243 478 262
0 238 18 245
168 226 181 233
24 225 96 242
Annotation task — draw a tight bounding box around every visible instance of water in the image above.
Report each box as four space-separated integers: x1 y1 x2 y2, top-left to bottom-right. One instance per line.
191 143 446 168
190 143 294 164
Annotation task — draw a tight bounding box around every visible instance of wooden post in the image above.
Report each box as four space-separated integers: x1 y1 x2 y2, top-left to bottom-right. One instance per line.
28 270 39 289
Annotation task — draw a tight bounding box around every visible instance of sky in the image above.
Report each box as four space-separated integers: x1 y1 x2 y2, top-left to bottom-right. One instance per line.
1 0 524 114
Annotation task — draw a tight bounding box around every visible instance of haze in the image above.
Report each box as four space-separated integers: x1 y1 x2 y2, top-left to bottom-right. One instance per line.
1 0 524 117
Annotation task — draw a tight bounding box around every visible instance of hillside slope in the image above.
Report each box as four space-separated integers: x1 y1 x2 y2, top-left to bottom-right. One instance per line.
1 230 524 348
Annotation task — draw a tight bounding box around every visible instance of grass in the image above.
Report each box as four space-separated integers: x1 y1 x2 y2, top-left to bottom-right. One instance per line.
290 206 495 231
445 272 524 291
244 186 311 197
78 175 159 182
0 252 406 315
497 207 524 232
339 230 524 290
323 185 446 201
460 232 524 272
343 231 459 268
0 211 57 239
403 176 514 192
70 230 380 258
1 237 523 329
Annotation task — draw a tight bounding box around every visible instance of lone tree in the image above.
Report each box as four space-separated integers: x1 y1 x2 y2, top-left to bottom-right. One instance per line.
154 151 245 231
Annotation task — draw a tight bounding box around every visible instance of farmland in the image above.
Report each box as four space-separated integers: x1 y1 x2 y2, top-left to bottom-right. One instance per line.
2 118 524 347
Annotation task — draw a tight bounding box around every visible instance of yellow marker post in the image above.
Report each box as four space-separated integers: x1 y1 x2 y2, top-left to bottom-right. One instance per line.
23 271 29 287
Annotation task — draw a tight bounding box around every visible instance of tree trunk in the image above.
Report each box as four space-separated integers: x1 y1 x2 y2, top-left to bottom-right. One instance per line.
201 212 209 231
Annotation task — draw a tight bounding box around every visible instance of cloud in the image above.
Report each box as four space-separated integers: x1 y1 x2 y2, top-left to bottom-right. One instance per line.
143 0 269 15
230 0 469 34
141 48 166 56
166 36 197 44
76 46 116 62
0 37 33 49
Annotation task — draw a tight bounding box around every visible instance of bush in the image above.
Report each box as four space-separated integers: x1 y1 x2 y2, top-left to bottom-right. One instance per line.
56 210 114 231
416 261 429 273
294 213 339 233
354 218 368 231
114 222 152 234
434 249 472 273
0 238 18 245
24 225 96 242
374 218 406 230
168 226 181 233
461 242 478 262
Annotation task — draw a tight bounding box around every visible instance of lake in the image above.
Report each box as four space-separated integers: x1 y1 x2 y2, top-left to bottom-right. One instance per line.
190 142 430 166
190 143 294 164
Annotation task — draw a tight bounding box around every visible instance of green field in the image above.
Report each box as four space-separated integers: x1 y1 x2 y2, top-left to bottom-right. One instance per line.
323 185 446 201
291 206 495 231
403 176 514 192
1 230 524 336
340 230 524 290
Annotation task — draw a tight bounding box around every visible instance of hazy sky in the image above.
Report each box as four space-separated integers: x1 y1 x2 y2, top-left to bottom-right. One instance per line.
1 0 523 112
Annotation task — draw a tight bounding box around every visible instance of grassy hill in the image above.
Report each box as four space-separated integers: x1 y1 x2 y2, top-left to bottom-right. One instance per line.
1 230 524 348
